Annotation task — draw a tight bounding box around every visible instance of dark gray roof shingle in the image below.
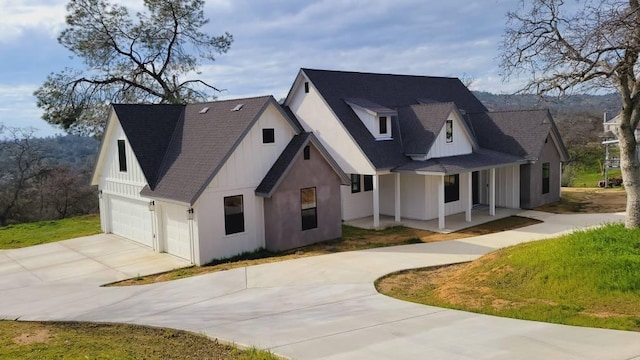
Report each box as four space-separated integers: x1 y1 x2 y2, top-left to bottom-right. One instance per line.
398 102 456 155
139 96 276 204
255 132 349 197
301 68 488 169
470 110 568 161
394 148 526 174
113 104 184 188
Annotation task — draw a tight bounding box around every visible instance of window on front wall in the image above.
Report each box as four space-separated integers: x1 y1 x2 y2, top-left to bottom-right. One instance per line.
117 139 127 172
445 119 453 143
301 187 317 230
444 174 460 203
363 175 373 191
379 116 388 135
262 128 275 144
542 162 550 194
303 145 310 160
224 195 245 235
351 174 361 193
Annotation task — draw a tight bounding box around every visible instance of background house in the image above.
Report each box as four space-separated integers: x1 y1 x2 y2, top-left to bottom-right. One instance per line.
283 69 568 229
92 96 348 264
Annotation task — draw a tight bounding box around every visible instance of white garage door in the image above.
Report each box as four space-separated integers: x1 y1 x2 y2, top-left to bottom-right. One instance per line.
108 195 153 247
161 204 191 261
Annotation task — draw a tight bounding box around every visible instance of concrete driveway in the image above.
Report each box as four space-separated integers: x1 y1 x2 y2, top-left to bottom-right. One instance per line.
1 211 640 360
0 233 191 288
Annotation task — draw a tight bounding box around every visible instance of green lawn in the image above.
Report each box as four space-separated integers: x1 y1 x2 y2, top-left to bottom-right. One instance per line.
0 215 101 249
572 168 621 188
376 223 640 331
0 321 280 360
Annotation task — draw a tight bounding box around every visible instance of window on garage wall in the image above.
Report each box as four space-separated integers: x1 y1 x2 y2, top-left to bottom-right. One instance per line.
301 187 317 230
224 195 244 235
117 139 127 172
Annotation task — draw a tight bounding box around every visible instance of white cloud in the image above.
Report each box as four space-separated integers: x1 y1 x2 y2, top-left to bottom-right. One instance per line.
0 1 67 43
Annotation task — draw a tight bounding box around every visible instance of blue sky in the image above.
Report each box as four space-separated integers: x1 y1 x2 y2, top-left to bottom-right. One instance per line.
0 0 522 137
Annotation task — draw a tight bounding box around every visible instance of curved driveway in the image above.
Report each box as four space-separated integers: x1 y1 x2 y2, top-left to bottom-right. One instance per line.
1 211 640 360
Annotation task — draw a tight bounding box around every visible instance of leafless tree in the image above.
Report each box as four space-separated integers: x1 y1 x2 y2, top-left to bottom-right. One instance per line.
501 0 640 227
0 127 50 226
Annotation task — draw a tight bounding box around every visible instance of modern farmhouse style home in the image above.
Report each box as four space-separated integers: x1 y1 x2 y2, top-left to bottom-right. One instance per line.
93 68 568 262
92 95 348 264
283 69 568 229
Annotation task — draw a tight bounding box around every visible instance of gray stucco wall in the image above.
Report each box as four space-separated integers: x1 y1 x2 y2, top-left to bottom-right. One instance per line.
263 144 342 251
520 135 561 209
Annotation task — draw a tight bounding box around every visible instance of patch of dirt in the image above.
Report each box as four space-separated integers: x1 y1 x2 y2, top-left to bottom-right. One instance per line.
13 328 51 345
536 187 626 214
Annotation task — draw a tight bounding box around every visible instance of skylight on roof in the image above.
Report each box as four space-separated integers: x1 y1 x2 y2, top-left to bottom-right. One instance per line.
199 107 209 114
231 104 244 112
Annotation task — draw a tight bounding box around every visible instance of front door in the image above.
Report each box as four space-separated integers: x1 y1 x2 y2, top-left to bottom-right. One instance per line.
472 171 479 205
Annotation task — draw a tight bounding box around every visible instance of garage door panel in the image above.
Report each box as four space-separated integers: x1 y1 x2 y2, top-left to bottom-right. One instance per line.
109 196 153 247
161 205 191 260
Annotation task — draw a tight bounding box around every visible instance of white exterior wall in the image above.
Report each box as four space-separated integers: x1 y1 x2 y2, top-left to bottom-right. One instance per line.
426 112 473 159
287 75 375 175
379 174 395 215
96 114 152 235
400 174 427 220
340 185 374 221
194 104 293 265
495 165 520 208
444 172 472 216
156 201 192 261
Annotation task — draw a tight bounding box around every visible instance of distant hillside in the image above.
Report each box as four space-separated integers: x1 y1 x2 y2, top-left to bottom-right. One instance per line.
473 92 622 146
473 91 621 117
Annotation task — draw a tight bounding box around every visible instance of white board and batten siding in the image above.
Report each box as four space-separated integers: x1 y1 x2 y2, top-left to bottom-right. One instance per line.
477 166 521 209
287 74 375 175
193 104 294 265
96 115 156 249
426 112 473 159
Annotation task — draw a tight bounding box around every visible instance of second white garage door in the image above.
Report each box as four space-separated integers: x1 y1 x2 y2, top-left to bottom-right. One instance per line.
161 203 192 261
108 195 154 248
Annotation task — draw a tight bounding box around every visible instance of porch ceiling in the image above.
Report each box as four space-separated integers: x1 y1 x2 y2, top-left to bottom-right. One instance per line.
393 148 526 175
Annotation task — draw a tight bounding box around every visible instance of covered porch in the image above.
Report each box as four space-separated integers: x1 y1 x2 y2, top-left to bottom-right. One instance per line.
345 206 522 233
341 150 526 231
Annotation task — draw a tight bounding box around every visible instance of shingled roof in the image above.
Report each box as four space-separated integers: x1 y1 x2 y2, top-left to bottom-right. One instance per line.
255 132 349 197
113 104 184 188
470 110 568 162
300 68 488 170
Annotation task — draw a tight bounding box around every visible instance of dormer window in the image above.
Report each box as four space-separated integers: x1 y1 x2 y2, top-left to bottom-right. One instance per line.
446 119 453 143
344 98 396 141
379 116 388 135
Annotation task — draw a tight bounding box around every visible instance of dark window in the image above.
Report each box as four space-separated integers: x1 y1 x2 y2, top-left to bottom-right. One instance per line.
351 174 361 193
301 187 317 230
304 81 309 93
445 119 453 143
542 162 550 194
303 145 310 160
364 175 374 191
224 195 245 235
262 128 275 144
379 116 388 135
117 139 127 172
444 174 460 203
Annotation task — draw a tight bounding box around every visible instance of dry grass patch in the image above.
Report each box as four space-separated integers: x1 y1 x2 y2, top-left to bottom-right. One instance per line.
112 216 540 286
537 187 626 214
0 321 280 359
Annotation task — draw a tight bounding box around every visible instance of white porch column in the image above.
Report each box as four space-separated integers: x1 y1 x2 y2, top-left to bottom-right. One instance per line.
394 173 401 222
465 172 472 222
373 174 380 228
489 168 496 216
438 175 445 229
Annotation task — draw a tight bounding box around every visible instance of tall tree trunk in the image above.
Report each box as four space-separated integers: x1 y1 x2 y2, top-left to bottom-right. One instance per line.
618 112 640 228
